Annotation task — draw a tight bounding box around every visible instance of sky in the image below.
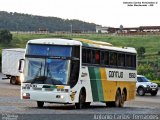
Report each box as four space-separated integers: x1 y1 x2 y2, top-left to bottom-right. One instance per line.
0 0 160 27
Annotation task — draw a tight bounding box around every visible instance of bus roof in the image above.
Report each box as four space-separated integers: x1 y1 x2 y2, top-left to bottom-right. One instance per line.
28 38 82 46
74 38 112 46
28 38 136 54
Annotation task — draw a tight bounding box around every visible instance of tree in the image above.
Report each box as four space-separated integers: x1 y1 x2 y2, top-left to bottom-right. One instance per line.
0 11 96 32
0 30 12 44
138 64 156 80
137 47 145 57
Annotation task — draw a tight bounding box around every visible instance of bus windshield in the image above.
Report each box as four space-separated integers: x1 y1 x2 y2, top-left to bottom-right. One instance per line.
24 44 72 85
24 58 70 85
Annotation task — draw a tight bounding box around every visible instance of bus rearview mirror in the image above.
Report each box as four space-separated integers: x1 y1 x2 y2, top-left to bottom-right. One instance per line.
18 59 25 73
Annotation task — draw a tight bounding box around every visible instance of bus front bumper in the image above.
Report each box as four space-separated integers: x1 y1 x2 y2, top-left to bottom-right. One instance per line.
22 91 72 103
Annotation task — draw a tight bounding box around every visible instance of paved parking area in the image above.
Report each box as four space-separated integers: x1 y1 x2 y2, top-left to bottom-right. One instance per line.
0 73 160 120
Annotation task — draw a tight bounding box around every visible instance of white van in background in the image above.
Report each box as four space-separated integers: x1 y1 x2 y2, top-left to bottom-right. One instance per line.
1 48 25 84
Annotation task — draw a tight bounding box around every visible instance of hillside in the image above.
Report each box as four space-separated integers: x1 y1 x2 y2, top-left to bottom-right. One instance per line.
2 33 160 56
0 11 96 32
0 33 160 79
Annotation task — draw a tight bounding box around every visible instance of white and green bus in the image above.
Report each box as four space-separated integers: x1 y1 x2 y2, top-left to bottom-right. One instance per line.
20 38 137 108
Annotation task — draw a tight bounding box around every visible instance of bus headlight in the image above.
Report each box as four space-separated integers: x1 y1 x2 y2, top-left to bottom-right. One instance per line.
60 95 64 99
56 95 64 99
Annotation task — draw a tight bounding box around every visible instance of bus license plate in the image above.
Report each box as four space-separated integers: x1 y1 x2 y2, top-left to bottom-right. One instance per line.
152 88 156 91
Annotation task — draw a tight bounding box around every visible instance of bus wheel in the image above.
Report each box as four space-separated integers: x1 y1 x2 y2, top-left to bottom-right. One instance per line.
10 76 17 85
37 101 44 108
75 89 86 109
119 91 126 107
115 90 121 107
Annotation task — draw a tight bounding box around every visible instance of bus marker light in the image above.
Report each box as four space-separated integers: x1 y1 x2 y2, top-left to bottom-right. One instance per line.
65 89 69 92
61 89 64 92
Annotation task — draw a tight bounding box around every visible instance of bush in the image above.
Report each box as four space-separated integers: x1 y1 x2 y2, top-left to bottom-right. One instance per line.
137 47 145 58
138 64 156 80
0 30 12 44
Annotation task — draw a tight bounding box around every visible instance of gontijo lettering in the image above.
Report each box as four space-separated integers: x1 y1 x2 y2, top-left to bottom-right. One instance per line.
109 71 123 78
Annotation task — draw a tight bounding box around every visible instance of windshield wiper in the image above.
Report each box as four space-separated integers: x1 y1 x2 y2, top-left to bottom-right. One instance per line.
31 76 47 84
23 76 47 84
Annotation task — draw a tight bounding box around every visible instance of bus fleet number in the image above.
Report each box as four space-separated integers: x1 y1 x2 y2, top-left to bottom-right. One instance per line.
129 73 136 78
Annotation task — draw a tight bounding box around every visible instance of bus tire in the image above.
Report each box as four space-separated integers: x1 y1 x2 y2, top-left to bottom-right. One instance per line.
119 90 126 107
75 88 86 109
37 101 44 108
10 76 18 85
115 89 121 107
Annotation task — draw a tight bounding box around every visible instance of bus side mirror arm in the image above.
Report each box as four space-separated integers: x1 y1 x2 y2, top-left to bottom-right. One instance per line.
18 59 25 73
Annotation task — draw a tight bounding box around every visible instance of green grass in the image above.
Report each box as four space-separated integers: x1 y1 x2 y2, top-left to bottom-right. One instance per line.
11 34 160 53
79 35 160 54
1 33 160 74
1 33 160 61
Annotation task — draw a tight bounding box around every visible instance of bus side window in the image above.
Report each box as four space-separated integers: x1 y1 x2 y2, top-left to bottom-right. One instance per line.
126 54 135 68
104 51 109 65
118 53 125 67
125 54 129 67
100 51 105 65
95 51 100 64
92 50 100 64
110 52 117 66
126 54 137 68
101 51 109 65
82 48 87 63
82 48 92 64
86 49 91 63
132 55 136 68
92 50 96 64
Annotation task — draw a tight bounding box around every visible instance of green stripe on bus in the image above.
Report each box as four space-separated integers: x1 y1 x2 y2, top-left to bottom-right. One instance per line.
88 67 104 101
88 67 99 101
94 68 104 101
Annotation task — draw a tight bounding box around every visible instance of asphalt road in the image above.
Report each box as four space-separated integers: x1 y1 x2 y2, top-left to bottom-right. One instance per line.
0 73 160 120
